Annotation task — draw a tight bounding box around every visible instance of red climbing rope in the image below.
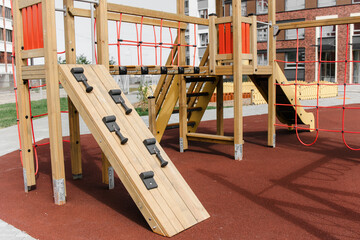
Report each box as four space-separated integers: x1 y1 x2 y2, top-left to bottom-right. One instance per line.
275 24 360 150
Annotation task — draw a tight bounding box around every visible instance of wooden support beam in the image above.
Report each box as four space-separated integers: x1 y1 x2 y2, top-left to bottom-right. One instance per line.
13 0 36 191
148 96 157 135
268 0 276 148
216 0 223 17
177 0 188 152
209 14 217 75
22 65 46 79
21 48 44 59
42 0 66 204
96 0 113 188
18 0 41 9
187 133 234 145
65 0 82 180
216 76 224 136
232 0 243 160
250 15 258 72
277 16 360 30
69 7 187 29
107 3 209 25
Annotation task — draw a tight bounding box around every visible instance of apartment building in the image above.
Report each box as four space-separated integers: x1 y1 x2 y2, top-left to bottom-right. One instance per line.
0 0 12 90
186 0 360 84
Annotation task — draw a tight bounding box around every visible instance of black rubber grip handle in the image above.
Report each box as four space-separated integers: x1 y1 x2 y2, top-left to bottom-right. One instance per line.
116 130 128 145
120 101 132 115
156 151 168 168
82 81 93 93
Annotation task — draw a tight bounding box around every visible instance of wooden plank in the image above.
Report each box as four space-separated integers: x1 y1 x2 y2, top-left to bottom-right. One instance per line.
58 65 170 236
233 0 243 160
13 0 36 191
22 65 46 79
42 0 66 204
215 16 252 24
215 54 232 60
148 97 156 135
21 48 44 59
268 0 276 148
177 0 188 152
86 66 190 233
69 7 187 29
94 64 209 224
107 3 209 25
64 0 82 179
277 16 360 30
209 15 217 75
187 133 234 145
18 0 41 9
251 15 258 72
216 76 224 136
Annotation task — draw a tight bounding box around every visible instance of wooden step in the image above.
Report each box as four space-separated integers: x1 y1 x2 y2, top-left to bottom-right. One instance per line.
187 92 209 97
172 107 202 114
185 77 216 83
187 133 235 145
166 121 196 130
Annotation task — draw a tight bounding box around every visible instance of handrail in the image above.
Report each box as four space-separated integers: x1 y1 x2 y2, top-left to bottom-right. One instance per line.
277 16 360 30
107 3 209 26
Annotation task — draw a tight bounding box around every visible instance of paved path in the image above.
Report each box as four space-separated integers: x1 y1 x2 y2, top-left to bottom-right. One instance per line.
0 85 359 240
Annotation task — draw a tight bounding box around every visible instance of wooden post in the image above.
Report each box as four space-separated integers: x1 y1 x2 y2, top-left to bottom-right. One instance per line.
208 14 217 75
42 0 66 204
177 0 188 152
148 96 157 135
250 15 258 73
216 76 224 135
64 0 82 180
96 0 113 188
216 0 223 18
13 0 36 192
232 0 243 160
268 0 276 147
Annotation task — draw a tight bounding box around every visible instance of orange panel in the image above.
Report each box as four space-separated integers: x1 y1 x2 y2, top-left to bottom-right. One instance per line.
22 8 29 50
225 23 232 54
245 23 250 54
32 4 39 49
38 3 43 48
218 24 225 54
241 23 245 54
27 6 34 50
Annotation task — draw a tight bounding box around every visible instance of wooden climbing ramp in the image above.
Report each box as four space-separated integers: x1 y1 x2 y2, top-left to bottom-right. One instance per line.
58 64 209 237
250 62 315 130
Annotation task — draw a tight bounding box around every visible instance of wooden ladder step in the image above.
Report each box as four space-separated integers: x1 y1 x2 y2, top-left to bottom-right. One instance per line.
22 65 46 80
187 133 234 145
187 92 209 97
166 121 196 130
172 107 202 114
185 77 216 83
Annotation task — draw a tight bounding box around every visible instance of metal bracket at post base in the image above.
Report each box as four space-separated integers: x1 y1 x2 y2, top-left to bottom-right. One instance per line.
53 178 66 205
234 144 243 160
108 166 115 190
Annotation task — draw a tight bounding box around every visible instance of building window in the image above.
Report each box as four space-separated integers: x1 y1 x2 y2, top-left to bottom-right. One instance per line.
199 9 208 19
353 0 360 3
285 51 305 69
353 51 360 83
0 52 12 63
285 0 305 11
241 1 247 16
6 30 12 42
286 28 305 40
257 28 268 42
199 33 208 46
321 25 336 37
256 0 268 14
320 51 336 82
257 53 267 65
318 0 336 8
354 23 360 36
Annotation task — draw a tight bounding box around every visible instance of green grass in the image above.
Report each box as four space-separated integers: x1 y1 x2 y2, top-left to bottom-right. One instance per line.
0 98 69 129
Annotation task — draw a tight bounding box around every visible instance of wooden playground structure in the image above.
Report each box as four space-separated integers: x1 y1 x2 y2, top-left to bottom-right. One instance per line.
11 0 360 237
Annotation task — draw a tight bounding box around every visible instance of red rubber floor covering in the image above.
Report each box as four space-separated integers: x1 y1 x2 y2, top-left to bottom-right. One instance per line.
0 105 359 240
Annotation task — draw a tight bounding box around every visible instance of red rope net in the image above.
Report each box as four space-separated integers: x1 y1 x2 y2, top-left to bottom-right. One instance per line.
275 24 360 150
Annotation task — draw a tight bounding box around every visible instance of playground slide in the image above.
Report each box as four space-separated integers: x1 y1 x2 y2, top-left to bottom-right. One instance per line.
58 64 209 237
250 62 315 130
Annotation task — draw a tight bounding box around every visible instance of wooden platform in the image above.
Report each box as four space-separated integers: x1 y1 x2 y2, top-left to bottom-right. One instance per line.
58 64 209 237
